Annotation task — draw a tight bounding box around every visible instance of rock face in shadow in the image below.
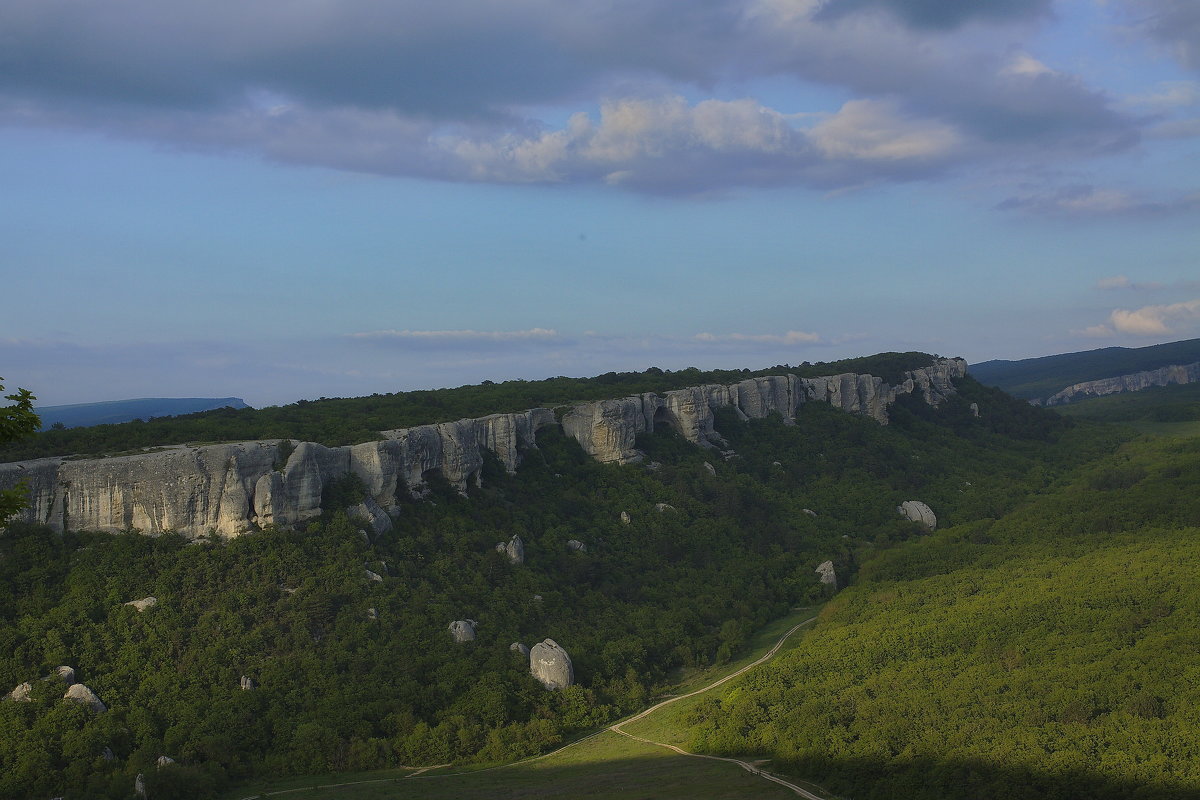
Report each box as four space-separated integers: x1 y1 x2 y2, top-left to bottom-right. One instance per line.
1044 361 1200 406
529 639 574 690
0 360 965 539
496 535 525 565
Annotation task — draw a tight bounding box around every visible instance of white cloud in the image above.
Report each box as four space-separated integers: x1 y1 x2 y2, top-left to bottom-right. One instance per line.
695 330 821 344
808 99 964 162
1096 275 1165 290
347 328 560 341
1110 299 1200 335
1073 324 1116 337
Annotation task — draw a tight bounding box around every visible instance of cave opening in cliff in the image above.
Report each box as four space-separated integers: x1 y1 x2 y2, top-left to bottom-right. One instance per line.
651 407 683 437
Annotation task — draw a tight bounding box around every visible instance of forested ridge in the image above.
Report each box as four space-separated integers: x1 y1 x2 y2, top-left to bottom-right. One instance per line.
689 433 1200 799
0 371 1110 800
0 352 937 461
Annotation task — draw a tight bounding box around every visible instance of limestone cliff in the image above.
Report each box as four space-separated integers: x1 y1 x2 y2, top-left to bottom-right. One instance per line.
0 359 965 538
1044 361 1200 406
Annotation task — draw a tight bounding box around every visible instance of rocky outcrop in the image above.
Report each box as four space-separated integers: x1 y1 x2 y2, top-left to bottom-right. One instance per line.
566 539 587 553
620 511 631 525
364 568 383 583
496 535 524 565
7 682 31 702
240 675 256 690
0 359 965 539
898 500 937 530
64 683 106 713
815 560 837 589
124 597 157 612
449 619 476 643
1044 361 1200 406
510 642 530 657
529 639 573 690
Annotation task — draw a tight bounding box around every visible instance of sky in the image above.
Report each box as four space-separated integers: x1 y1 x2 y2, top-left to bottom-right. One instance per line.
1 0 1198 408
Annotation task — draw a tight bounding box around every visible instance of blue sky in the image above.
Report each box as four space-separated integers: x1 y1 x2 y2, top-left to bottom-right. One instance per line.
1 0 1198 407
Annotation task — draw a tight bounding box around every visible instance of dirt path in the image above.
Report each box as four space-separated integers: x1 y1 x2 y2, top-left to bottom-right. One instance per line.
236 614 825 799
608 616 828 800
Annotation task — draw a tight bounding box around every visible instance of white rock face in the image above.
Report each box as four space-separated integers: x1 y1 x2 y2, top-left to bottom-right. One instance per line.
1044 361 1200 406
510 642 530 657
63 683 106 713
815 560 838 589
529 639 574 690
620 511 631 525
0 360 966 538
449 619 477 643
124 597 157 612
898 500 937 530
495 535 524 565
240 675 256 690
566 539 587 552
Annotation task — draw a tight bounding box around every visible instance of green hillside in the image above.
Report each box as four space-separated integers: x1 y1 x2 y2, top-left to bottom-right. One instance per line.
690 433 1200 799
0 373 1114 800
970 338 1200 400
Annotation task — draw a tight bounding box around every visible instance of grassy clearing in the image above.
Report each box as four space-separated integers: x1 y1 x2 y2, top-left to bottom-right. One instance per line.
224 606 824 800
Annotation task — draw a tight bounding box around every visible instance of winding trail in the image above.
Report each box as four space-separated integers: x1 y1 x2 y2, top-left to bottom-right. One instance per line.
608 616 827 799
237 613 826 800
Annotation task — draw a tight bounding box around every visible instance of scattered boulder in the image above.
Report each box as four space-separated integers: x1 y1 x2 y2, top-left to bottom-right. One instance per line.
645 461 662 471
897 500 937 530
772 461 782 467
654 503 676 513
364 568 384 583
7 682 31 702
349 496 393 535
101 746 115 761
156 755 176 768
495 535 525 565
533 594 543 602
529 639 574 690
510 642 530 657
239 675 256 691
124 597 158 612
815 560 838 590
620 511 631 525
566 539 587 553
802 509 817 517
53 666 76 685
135 773 146 798
63 683 106 713
449 619 477 643
703 462 716 476
366 607 378 621
969 402 980 418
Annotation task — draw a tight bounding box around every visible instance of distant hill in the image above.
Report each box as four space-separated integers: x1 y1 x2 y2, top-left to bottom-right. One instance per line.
970 338 1200 401
36 397 249 430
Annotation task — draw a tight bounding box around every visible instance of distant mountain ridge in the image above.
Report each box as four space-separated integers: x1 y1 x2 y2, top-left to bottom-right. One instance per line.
36 397 249 430
970 338 1200 402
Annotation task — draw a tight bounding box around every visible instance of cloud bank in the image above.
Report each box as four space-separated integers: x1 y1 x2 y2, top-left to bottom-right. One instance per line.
0 0 1162 196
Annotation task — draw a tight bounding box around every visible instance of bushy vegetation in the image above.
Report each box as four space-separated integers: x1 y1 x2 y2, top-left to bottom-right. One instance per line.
689 434 1200 799
0 370 1095 799
0 353 938 461
1055 381 1200 426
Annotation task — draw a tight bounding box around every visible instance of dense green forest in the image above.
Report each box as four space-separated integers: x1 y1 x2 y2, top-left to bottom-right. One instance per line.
1054 381 1200 426
970 337 1200 400
689 432 1200 799
0 352 938 461
0 373 1108 800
